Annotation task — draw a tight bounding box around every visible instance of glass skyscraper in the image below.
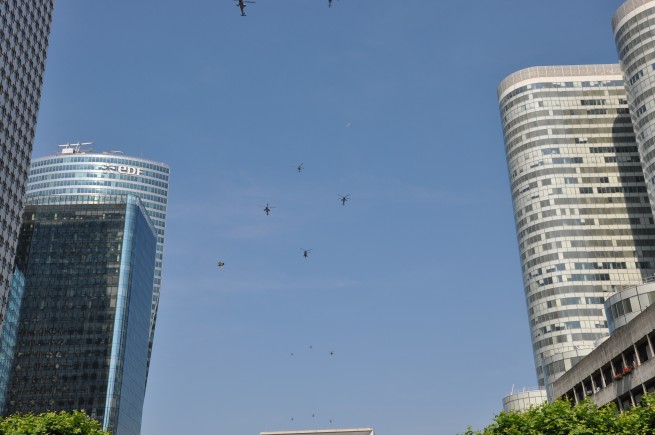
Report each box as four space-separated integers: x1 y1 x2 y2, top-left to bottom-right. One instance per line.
498 65 655 391
4 194 156 435
26 144 170 375
0 0 54 332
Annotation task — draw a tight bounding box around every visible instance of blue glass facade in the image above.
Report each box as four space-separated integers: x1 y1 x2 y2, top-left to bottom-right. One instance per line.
0 268 25 413
27 149 170 377
4 195 156 435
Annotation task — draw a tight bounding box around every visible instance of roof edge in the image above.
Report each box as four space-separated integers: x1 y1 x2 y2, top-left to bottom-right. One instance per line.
497 64 622 100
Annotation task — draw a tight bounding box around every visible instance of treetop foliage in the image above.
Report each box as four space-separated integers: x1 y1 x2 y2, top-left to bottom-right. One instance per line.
0 410 109 435
463 394 655 435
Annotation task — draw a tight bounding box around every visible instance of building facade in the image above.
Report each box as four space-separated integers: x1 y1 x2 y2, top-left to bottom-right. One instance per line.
605 279 655 333
0 0 54 330
497 65 655 392
552 298 655 411
613 0 655 218
3 195 156 435
502 388 548 412
26 144 170 374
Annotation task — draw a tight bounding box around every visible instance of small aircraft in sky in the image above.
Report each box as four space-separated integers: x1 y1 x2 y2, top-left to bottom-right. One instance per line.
339 194 350 205
302 249 312 258
297 163 303 173
217 261 225 268
263 203 275 215
235 0 255 16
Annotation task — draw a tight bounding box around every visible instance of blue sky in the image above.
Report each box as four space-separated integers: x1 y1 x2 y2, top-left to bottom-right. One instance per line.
33 1 625 434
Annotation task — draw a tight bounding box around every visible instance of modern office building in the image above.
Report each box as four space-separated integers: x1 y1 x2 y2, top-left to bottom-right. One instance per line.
613 0 655 218
3 194 156 435
26 143 170 375
498 65 655 392
261 430 375 435
0 0 54 331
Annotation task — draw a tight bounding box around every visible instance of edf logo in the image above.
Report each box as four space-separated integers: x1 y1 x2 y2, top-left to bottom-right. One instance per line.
117 165 143 175
98 165 143 176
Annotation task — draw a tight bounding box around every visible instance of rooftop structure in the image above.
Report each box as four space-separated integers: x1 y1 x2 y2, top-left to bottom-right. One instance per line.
261 430 375 435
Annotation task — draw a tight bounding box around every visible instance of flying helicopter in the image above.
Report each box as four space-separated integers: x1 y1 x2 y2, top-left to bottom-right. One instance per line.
339 194 350 205
263 203 275 215
217 261 225 268
235 0 255 16
297 163 303 173
302 249 312 258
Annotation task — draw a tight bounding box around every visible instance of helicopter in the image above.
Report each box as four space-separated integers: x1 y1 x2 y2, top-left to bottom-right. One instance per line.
217 261 225 268
339 194 350 205
297 163 303 173
235 0 255 16
263 203 275 215
302 249 312 258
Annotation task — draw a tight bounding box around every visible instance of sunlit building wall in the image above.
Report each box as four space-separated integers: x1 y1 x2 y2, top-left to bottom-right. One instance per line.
498 65 655 393
26 144 170 377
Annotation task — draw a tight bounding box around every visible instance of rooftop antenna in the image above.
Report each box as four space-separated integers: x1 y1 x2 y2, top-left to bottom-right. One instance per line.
57 141 94 155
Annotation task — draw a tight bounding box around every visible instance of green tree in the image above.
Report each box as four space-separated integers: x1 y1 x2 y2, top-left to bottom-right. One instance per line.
0 410 109 435
464 394 655 435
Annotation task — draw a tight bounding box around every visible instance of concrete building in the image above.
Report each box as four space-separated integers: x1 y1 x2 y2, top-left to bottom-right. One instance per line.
613 0 655 219
605 279 655 333
3 194 156 435
261 430 375 435
552 294 655 411
0 0 54 330
502 387 548 412
498 65 655 392
26 143 170 376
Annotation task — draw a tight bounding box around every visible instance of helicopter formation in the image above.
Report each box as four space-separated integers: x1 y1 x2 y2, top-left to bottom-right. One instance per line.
216 163 351 267
233 0 337 16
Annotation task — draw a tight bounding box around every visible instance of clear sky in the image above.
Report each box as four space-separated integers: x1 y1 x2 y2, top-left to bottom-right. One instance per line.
32 1 626 434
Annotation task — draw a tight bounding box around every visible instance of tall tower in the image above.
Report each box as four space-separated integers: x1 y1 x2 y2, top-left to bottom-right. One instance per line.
0 1 54 327
4 195 156 435
26 144 170 376
613 1 655 217
498 65 655 392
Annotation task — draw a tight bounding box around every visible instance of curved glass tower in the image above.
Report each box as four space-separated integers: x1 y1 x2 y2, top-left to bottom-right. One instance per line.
25 144 170 375
498 65 655 391
613 1 655 218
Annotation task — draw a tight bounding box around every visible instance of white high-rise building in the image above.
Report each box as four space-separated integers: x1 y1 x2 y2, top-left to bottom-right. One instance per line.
0 0 54 327
498 65 655 393
613 1 655 218
26 143 170 376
